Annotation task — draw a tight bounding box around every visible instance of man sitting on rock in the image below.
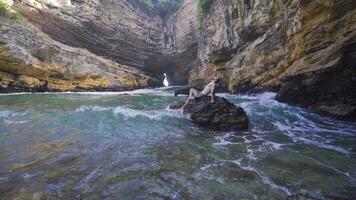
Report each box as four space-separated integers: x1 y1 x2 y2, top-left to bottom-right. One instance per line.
180 77 220 113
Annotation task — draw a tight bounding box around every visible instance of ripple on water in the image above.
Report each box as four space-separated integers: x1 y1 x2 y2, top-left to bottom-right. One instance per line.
0 90 356 199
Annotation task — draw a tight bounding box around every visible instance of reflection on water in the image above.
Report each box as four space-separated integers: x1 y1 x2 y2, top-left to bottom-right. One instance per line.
0 87 356 199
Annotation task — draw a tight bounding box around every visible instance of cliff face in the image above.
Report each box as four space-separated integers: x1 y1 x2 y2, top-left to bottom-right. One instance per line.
191 0 356 119
12 0 199 84
0 17 160 92
1 0 199 91
1 0 355 119
13 0 163 69
0 0 163 91
155 0 200 84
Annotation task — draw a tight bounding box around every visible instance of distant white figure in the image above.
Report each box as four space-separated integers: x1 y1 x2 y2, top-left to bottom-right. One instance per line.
163 73 169 87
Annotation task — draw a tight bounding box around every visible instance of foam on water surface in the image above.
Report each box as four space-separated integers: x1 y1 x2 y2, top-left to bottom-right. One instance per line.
0 88 356 199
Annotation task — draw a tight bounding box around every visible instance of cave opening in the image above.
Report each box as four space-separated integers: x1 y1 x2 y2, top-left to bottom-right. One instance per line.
163 73 169 87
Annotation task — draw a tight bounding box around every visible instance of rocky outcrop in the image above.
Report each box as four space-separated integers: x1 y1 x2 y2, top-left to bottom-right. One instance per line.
170 96 249 131
189 0 356 120
8 0 199 85
159 0 200 84
1 0 200 91
276 42 356 120
12 0 163 69
0 17 159 92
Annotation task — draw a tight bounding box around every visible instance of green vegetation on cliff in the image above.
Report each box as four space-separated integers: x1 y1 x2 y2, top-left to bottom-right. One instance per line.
0 0 21 20
139 0 183 20
198 0 213 26
198 0 213 16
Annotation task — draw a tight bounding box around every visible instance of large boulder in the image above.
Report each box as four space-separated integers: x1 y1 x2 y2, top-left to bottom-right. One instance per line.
170 96 249 131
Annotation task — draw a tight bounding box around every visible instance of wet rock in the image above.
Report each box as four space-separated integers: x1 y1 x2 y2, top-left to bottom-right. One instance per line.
170 96 249 131
276 47 356 121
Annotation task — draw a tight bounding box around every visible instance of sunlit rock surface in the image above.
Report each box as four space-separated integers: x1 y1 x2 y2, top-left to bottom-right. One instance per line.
9 0 199 84
189 0 356 120
0 18 159 92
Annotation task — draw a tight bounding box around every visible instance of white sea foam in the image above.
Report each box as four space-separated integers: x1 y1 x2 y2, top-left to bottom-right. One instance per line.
0 111 12 118
217 93 259 100
256 92 277 102
302 154 356 182
0 110 28 119
114 106 185 121
232 159 292 196
75 168 100 189
272 121 351 154
4 120 29 124
75 105 186 121
0 86 177 97
213 132 237 146
0 92 33 96
76 105 112 112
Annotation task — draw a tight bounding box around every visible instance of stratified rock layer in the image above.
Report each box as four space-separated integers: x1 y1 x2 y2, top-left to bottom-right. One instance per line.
170 96 249 131
11 0 200 84
190 0 356 120
0 18 159 92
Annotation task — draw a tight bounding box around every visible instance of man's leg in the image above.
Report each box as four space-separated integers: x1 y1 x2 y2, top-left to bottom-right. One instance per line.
180 88 198 111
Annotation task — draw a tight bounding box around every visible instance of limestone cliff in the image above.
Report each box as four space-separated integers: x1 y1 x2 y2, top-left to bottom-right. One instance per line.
0 0 162 91
191 0 356 120
10 0 199 84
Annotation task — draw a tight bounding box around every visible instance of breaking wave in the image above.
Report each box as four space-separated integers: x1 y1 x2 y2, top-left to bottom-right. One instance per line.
75 105 186 121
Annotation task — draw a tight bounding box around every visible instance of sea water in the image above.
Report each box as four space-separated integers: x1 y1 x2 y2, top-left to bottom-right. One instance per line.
0 87 355 199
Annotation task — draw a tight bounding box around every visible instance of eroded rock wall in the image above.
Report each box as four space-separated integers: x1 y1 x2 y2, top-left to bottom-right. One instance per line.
1 0 200 89
154 0 200 84
13 0 163 69
10 0 200 84
0 17 159 92
190 0 356 119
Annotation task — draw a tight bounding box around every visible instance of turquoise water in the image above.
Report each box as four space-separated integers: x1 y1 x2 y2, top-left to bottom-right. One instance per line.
0 87 356 199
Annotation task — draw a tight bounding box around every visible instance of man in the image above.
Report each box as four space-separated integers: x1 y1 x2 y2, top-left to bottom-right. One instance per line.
180 77 220 112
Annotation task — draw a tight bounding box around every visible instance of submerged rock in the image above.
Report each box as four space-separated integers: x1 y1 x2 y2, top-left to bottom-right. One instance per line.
170 96 249 131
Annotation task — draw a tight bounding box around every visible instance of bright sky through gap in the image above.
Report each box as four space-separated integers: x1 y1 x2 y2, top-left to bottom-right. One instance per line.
163 73 169 86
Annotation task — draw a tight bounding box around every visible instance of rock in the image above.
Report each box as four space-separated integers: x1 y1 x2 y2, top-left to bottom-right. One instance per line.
188 0 356 121
276 46 356 120
14 75 43 88
0 18 159 92
170 96 249 131
11 0 200 85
